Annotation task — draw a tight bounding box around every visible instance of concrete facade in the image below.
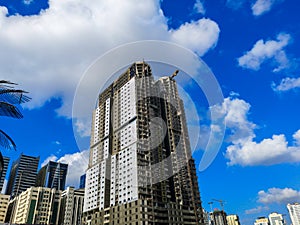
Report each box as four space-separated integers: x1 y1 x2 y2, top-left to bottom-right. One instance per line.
0 194 10 223
83 62 205 225
59 186 84 225
11 186 61 224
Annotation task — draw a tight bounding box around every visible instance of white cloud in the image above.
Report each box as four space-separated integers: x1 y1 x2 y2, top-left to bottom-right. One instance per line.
41 154 58 167
58 149 89 187
258 188 300 204
193 0 206 15
0 0 220 125
212 95 300 166
251 0 282 16
294 130 300 145
211 95 256 145
272 77 300 92
171 18 220 56
245 206 269 214
75 118 91 137
226 132 300 166
238 33 291 72
52 140 61 145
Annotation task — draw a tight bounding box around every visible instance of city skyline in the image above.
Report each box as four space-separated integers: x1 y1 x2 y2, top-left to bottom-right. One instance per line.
0 0 299 225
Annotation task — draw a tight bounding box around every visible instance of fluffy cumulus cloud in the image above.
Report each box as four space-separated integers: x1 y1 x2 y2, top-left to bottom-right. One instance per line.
226 131 300 166
170 19 220 56
211 95 256 146
0 0 220 123
272 77 300 92
258 188 300 204
238 33 291 72
213 95 300 166
251 0 282 16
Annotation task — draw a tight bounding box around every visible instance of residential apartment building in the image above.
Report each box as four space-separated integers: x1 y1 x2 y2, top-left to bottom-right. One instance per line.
0 194 10 223
288 203 300 225
11 187 61 224
211 210 228 225
36 161 68 191
83 62 205 225
269 212 285 225
227 214 240 225
5 153 39 198
59 186 84 225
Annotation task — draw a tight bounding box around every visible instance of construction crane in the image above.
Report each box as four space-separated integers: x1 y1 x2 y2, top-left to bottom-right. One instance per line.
170 70 179 79
212 199 226 211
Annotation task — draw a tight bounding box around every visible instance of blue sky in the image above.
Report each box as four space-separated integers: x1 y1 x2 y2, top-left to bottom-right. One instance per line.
0 0 300 224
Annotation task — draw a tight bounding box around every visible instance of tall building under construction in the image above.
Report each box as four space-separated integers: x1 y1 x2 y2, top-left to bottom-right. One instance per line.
83 62 205 225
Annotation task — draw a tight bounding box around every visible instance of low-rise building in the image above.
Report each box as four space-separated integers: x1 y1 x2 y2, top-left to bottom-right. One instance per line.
227 214 240 225
11 186 61 224
0 194 10 223
59 186 84 225
255 217 270 225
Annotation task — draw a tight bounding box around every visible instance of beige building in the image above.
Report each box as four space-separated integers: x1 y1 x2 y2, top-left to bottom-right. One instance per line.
269 212 285 225
255 217 270 225
0 194 10 223
11 186 61 224
59 186 84 225
227 214 240 225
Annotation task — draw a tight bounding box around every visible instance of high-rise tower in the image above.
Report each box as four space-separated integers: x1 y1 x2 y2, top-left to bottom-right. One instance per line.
83 62 205 225
35 161 68 191
5 153 39 198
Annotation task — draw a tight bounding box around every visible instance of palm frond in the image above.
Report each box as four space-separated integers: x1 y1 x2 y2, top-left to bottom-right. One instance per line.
0 80 17 85
0 102 23 118
0 89 31 104
0 129 16 151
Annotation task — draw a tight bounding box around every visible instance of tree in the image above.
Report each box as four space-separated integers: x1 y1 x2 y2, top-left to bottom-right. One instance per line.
0 80 31 174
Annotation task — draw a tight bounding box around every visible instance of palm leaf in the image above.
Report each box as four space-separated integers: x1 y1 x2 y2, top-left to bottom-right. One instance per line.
0 102 23 118
0 80 17 85
0 89 31 104
0 129 16 151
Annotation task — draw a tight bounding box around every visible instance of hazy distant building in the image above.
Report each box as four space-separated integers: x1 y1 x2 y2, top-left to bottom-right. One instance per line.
59 186 84 225
79 174 86 189
11 187 61 224
255 217 270 225
0 194 10 223
227 214 240 225
269 212 285 225
211 210 228 225
0 156 9 191
288 203 300 225
36 161 68 191
82 62 205 225
5 154 39 198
